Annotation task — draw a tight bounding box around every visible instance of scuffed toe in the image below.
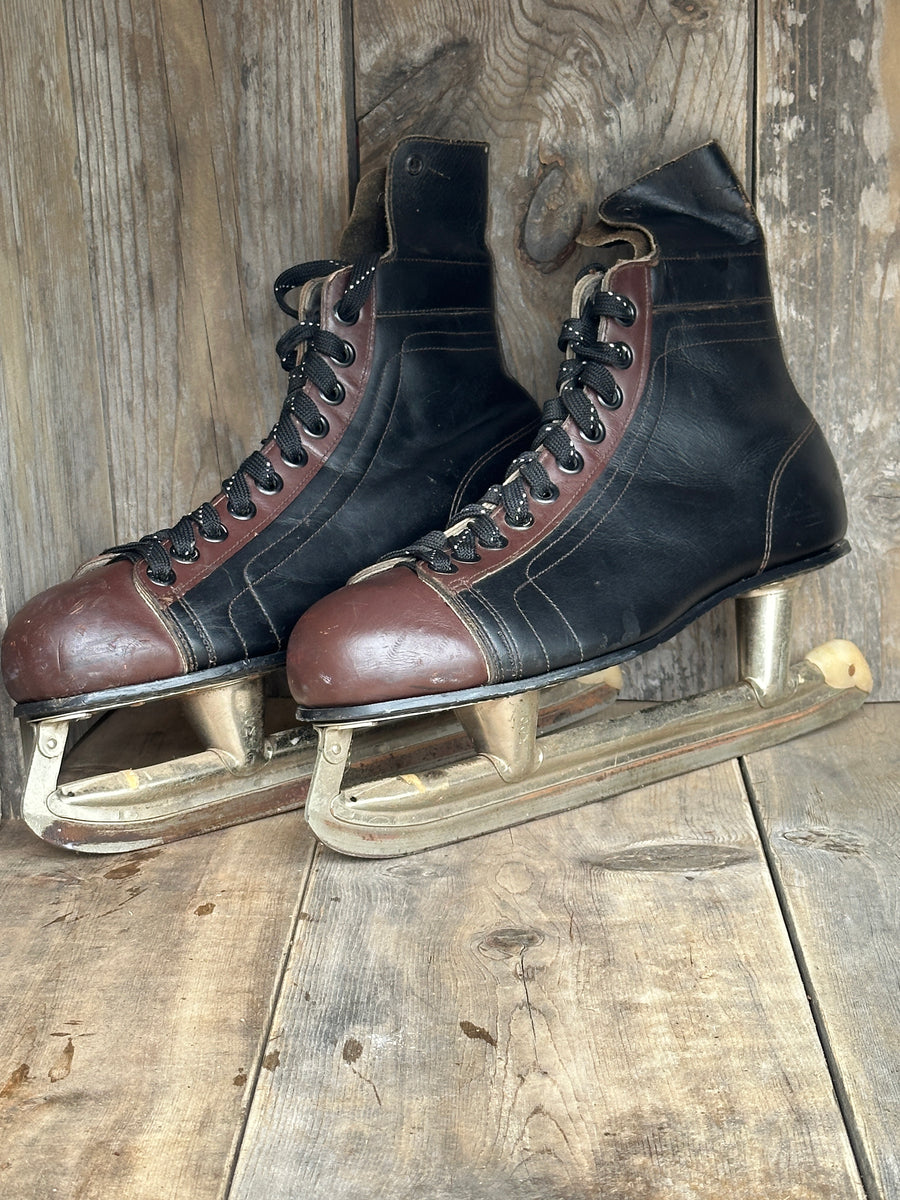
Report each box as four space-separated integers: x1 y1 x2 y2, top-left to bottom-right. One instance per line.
2 559 185 703
286 566 489 709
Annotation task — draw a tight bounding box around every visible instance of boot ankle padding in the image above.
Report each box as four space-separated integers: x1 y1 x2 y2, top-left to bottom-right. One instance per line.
338 168 388 260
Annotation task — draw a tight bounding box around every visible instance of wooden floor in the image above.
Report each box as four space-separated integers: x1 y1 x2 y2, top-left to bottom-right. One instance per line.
0 702 897 1199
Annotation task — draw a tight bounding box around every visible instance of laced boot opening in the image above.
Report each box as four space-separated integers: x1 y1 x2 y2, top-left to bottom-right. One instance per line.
389 267 639 575
103 253 380 587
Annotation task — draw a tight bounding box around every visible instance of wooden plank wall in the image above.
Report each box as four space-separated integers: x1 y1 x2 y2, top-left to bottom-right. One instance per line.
0 0 896 817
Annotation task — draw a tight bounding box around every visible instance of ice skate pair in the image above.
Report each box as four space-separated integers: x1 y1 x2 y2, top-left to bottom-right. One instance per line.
2 138 871 855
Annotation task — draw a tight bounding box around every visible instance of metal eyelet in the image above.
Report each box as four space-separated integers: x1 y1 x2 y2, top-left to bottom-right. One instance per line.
504 511 535 530
227 501 257 521
482 535 510 550
279 447 307 469
616 296 637 326
255 473 284 496
531 482 560 504
406 154 423 176
148 569 177 587
598 383 624 410
333 305 358 327
201 526 229 543
304 415 329 439
170 547 200 565
323 381 345 406
331 340 355 367
612 341 634 369
579 421 606 445
558 449 584 474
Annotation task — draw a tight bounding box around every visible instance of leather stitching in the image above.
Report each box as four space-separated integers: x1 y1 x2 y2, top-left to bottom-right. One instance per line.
759 418 816 574
174 595 217 670
469 317 780 658
524 324 778 580
131 566 193 673
221 339 506 642
416 571 498 682
449 420 540 517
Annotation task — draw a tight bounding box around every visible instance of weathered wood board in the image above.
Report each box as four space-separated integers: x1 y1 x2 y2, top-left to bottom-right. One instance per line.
230 761 865 1199
63 0 354 543
743 702 900 1200
0 816 315 1200
0 0 114 816
757 0 900 702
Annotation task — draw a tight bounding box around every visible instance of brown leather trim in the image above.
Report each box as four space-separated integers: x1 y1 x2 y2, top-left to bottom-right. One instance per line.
427 261 652 595
1 559 186 701
286 566 489 707
137 266 378 604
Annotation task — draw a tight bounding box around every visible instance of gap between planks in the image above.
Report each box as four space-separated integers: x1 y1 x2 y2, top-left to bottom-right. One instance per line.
228 741 868 1200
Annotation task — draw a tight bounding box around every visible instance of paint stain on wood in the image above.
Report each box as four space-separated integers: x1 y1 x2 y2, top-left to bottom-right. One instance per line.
233 1069 248 1087
195 903 215 916
262 1050 280 1072
340 1038 382 1106
0 1064 30 1098
103 850 160 881
342 1038 363 1065
459 1021 496 1047
49 1038 74 1084
104 863 140 880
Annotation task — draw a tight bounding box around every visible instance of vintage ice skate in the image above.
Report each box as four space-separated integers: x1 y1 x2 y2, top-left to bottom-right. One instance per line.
288 142 872 858
2 136 559 853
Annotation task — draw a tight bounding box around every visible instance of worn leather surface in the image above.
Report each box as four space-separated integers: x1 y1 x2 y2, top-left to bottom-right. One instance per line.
2 136 538 703
287 565 489 706
289 142 848 705
1 560 184 701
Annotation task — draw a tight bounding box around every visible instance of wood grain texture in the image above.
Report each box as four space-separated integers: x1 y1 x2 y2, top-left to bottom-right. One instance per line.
230 760 864 1199
64 0 354 543
0 816 314 1199
0 0 114 816
0 577 23 819
743 703 900 1200
756 0 900 699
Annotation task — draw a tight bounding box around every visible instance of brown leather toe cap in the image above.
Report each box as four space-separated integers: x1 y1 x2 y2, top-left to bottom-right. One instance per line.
286 566 489 708
1 559 185 703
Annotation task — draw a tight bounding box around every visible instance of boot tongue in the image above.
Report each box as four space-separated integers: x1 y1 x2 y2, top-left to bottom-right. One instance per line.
569 268 607 318
294 276 325 323
384 135 491 261
599 142 760 254
338 167 389 260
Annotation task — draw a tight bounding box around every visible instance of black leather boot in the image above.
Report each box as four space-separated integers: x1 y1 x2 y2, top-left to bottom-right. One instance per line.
289 142 850 717
3 136 538 711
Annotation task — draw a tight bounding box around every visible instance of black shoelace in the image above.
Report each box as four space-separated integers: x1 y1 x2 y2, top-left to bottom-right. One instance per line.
105 253 380 586
399 271 636 574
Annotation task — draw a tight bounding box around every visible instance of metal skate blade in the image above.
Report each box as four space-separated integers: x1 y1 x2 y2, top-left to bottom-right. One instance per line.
20 667 621 853
304 642 872 858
